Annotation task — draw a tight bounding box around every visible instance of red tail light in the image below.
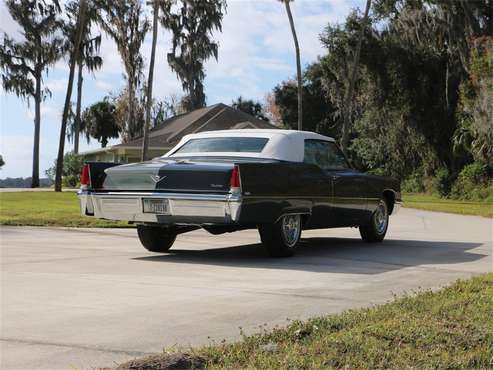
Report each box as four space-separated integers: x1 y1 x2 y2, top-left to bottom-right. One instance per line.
230 165 240 193
80 164 90 190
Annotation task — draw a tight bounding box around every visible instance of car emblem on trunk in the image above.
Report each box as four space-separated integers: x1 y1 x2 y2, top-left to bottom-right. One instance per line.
150 174 167 183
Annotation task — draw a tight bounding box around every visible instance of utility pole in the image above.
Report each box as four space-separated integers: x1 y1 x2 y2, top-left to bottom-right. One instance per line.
284 0 303 131
142 0 160 161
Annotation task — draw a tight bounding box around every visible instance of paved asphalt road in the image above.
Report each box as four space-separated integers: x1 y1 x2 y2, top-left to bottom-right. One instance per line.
1 208 492 370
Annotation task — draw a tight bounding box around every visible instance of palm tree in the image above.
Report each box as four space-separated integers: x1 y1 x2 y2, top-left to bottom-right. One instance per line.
73 37 102 154
82 99 121 148
63 0 103 154
340 0 371 155
160 0 226 111
0 0 64 188
280 0 302 131
96 0 149 141
54 0 88 192
142 0 160 161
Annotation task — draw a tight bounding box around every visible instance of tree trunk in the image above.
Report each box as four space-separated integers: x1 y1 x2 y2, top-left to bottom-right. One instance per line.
128 77 135 140
74 60 84 154
445 60 450 112
341 0 372 155
188 71 195 111
54 0 87 192
284 0 302 131
142 1 159 162
32 75 41 188
444 12 450 113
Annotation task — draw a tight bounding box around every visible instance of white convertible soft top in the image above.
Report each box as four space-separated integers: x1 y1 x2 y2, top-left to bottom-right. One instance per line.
163 129 335 162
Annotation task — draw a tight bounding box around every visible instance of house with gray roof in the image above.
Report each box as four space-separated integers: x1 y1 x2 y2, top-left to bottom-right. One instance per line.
82 103 278 163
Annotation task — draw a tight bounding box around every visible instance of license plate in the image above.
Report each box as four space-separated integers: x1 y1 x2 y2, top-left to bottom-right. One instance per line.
142 198 170 214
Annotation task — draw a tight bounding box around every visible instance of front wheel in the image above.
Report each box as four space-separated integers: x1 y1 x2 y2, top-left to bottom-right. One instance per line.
137 225 177 253
359 200 389 242
259 214 302 257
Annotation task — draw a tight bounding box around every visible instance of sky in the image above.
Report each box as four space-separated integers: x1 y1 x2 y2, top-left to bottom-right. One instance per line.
0 0 364 179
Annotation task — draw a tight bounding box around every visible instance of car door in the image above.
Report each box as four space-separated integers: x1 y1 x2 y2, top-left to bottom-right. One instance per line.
325 143 368 225
303 140 368 227
330 168 369 226
302 140 334 228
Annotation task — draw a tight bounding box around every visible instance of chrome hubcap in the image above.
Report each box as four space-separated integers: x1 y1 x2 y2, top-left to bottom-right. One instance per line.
374 202 388 234
282 214 301 247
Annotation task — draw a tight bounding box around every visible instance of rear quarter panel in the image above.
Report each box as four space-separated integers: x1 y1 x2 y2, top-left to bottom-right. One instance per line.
364 174 401 213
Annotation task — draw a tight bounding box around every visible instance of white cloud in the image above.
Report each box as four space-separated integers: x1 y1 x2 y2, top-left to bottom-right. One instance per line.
45 78 68 94
25 104 61 122
85 27 183 99
0 138 32 179
203 1 283 101
142 28 183 99
94 79 113 93
0 135 53 178
97 34 125 77
201 0 364 102
0 0 22 40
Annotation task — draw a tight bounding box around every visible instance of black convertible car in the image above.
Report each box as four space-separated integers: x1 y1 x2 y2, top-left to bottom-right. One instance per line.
78 129 401 257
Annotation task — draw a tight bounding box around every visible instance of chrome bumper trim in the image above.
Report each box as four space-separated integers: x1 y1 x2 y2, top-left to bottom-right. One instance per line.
78 191 241 224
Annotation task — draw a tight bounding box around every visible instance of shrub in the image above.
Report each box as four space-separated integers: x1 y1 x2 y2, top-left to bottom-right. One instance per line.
450 162 493 201
427 168 452 197
45 152 85 188
367 168 387 176
402 163 493 202
401 171 426 193
458 162 489 181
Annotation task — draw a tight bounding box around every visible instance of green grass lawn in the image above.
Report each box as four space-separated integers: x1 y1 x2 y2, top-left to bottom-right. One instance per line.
403 193 493 218
0 192 130 228
117 274 493 369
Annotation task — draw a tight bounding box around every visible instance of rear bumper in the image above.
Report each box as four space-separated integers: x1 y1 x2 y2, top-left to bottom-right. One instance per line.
78 191 242 225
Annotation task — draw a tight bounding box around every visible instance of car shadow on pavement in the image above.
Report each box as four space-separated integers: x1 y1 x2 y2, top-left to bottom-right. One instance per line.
132 238 488 274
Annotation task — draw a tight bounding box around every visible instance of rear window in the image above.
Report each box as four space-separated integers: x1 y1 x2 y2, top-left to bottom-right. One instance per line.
172 137 269 154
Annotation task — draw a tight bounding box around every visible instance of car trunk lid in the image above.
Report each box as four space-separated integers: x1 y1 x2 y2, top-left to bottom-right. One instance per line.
102 159 234 193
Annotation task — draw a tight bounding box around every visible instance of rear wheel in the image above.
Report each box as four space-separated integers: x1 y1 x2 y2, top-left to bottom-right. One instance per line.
137 225 177 253
259 214 302 257
359 200 389 242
